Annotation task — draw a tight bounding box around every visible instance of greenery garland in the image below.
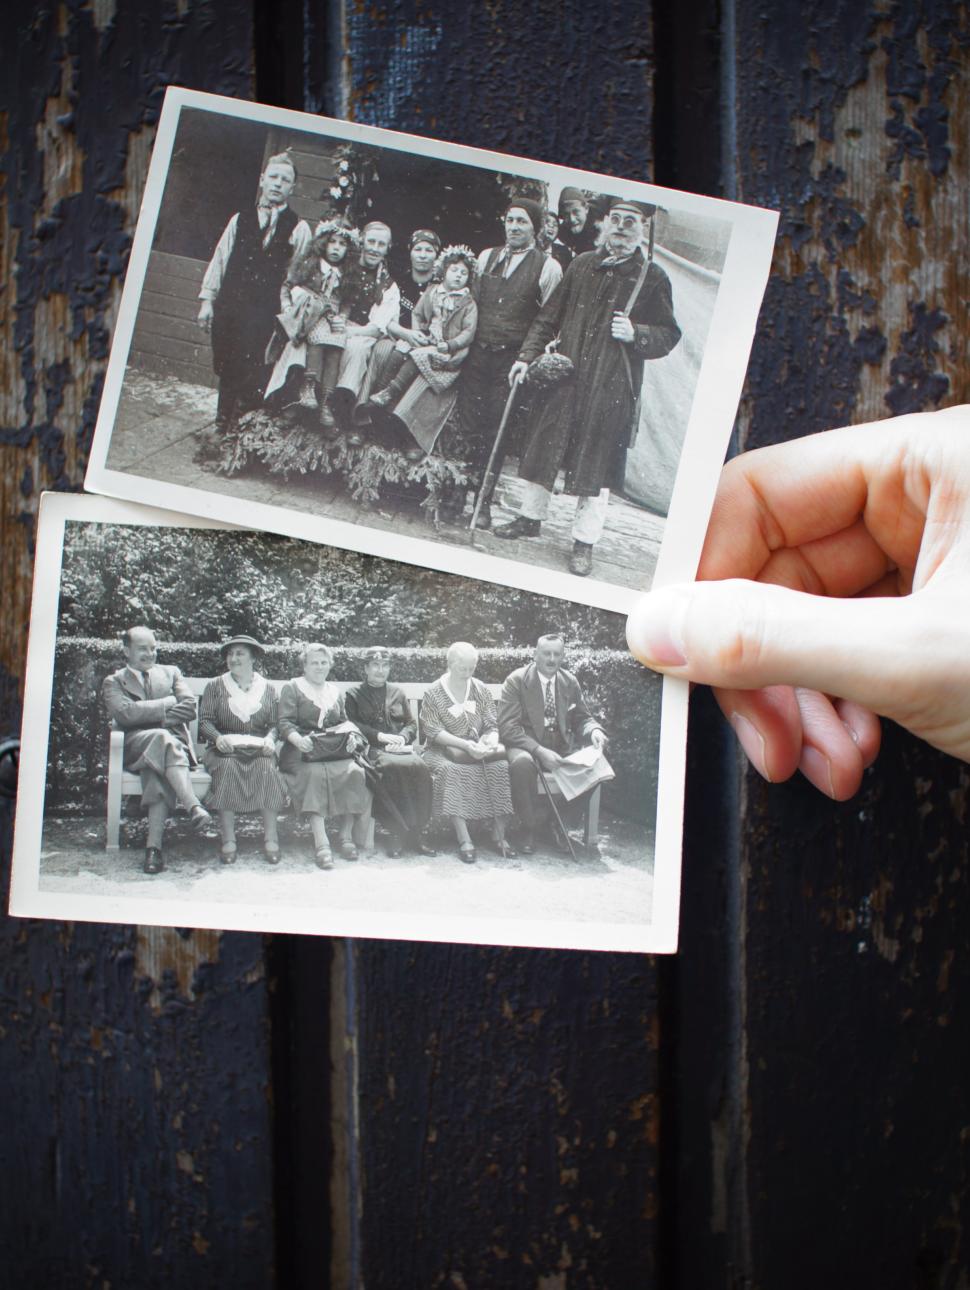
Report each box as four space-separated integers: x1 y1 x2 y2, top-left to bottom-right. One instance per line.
214 409 469 507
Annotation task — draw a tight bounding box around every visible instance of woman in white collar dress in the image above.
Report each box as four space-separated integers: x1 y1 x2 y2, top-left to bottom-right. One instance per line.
277 642 372 870
198 635 288 865
420 641 515 864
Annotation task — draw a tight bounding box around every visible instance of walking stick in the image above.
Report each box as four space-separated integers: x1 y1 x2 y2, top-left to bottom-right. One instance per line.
468 369 525 539
353 751 413 837
532 758 579 862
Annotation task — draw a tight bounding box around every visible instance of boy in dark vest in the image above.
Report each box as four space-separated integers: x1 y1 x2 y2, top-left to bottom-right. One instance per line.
198 152 311 431
452 198 562 527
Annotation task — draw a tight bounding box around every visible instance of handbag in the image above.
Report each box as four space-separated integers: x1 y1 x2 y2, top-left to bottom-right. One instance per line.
442 743 506 766
302 731 357 762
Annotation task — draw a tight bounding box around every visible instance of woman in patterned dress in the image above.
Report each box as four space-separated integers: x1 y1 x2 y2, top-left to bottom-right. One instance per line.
277 643 372 870
420 641 516 864
198 635 288 865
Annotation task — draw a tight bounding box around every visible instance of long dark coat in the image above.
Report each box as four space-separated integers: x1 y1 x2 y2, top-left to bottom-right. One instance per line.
517 247 681 496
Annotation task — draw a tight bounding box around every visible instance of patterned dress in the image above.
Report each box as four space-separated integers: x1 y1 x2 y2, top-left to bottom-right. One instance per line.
277 680 371 817
420 677 513 822
198 674 288 813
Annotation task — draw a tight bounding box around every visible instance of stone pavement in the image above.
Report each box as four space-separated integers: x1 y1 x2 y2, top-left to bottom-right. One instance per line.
108 369 665 593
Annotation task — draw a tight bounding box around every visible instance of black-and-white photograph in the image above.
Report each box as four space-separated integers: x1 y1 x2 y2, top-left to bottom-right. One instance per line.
11 494 682 953
85 88 778 615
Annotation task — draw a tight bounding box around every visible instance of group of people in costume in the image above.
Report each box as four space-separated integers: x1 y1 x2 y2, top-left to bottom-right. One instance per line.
103 627 614 873
197 151 682 577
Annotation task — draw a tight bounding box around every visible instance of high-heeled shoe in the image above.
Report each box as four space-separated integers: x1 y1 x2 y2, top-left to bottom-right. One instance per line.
493 838 518 859
220 842 237 865
337 839 359 862
458 843 476 865
264 842 281 865
314 846 334 871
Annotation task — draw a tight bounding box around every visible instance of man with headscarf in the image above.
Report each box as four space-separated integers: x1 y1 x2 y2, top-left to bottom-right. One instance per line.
451 198 562 527
494 197 681 577
198 152 312 431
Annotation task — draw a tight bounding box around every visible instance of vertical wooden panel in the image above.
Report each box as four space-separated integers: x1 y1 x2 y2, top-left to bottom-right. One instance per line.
0 5 282 1285
729 3 970 1284
312 3 665 1284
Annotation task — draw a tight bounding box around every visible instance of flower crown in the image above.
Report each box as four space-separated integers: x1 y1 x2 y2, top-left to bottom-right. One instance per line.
313 218 361 246
434 244 478 280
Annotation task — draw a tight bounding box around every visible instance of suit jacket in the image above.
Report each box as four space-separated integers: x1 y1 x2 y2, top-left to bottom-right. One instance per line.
497 663 604 756
102 663 198 759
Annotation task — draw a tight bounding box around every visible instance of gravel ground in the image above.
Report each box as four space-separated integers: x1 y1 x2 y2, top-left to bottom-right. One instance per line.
38 812 654 932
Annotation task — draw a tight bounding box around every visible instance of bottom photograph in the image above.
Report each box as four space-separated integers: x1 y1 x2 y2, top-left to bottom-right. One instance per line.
12 493 678 952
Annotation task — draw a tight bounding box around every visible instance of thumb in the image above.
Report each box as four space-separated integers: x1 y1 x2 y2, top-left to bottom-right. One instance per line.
626 579 929 720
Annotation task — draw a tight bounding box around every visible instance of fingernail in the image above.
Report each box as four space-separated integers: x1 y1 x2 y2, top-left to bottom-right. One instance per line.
841 719 860 745
800 746 835 798
731 713 771 782
626 590 688 668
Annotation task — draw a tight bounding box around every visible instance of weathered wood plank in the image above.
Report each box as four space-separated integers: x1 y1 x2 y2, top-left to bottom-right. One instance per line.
727 3 970 1284
0 4 283 1286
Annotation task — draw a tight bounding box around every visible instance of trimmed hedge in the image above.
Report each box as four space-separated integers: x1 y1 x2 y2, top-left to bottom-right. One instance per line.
47 639 661 827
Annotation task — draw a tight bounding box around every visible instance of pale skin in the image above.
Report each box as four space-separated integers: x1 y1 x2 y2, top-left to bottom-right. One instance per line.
198 161 296 333
625 405 970 799
532 637 607 772
507 208 642 386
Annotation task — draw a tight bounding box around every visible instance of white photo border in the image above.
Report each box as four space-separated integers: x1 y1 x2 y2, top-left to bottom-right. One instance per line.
84 86 778 615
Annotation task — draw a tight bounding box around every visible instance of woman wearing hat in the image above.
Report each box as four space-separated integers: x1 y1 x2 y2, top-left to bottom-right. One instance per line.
278 643 372 870
198 635 288 864
344 647 436 858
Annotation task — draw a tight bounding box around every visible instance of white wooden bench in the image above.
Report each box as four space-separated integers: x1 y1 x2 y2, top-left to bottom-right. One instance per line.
106 678 600 850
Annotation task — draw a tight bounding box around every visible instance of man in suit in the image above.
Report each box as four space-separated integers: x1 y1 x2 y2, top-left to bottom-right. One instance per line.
497 633 613 853
102 626 212 873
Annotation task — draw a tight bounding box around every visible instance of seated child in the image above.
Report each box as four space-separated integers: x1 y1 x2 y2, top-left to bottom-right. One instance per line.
265 219 360 428
368 245 479 425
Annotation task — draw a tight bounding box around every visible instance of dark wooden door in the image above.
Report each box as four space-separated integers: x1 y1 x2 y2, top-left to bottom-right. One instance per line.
1 3 966 1286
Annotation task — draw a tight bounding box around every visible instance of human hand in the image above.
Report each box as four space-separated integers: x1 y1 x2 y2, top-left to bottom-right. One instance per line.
294 734 315 755
590 729 607 752
262 735 276 757
331 314 346 334
380 733 406 749
611 312 635 343
626 406 970 799
198 300 214 332
215 735 234 755
508 360 529 388
535 747 562 772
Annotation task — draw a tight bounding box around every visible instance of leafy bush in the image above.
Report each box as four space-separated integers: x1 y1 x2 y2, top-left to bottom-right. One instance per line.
47 639 661 829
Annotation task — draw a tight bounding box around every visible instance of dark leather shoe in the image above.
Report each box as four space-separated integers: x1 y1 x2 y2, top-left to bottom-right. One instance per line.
338 839 360 861
459 844 476 864
189 804 213 835
416 838 438 857
493 515 541 540
518 831 536 855
143 847 164 874
568 540 594 577
387 834 404 858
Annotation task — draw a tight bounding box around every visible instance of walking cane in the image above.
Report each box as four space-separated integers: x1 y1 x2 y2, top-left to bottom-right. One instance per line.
468 369 525 539
532 758 579 862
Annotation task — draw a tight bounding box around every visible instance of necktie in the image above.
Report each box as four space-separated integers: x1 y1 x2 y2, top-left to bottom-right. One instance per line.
543 679 556 729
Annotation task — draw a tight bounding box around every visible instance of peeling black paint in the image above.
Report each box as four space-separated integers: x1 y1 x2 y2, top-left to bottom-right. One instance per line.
885 302 950 415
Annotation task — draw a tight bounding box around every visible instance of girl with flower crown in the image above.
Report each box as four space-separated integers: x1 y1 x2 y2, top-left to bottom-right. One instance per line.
366 245 479 457
264 219 360 425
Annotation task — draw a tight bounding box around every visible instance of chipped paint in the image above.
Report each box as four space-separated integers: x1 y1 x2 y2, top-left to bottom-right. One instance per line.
134 926 221 1013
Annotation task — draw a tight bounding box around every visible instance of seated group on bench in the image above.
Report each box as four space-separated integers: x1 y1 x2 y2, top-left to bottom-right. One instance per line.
103 626 613 875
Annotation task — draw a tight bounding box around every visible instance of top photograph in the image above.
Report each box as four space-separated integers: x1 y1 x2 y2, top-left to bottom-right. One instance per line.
85 88 777 613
